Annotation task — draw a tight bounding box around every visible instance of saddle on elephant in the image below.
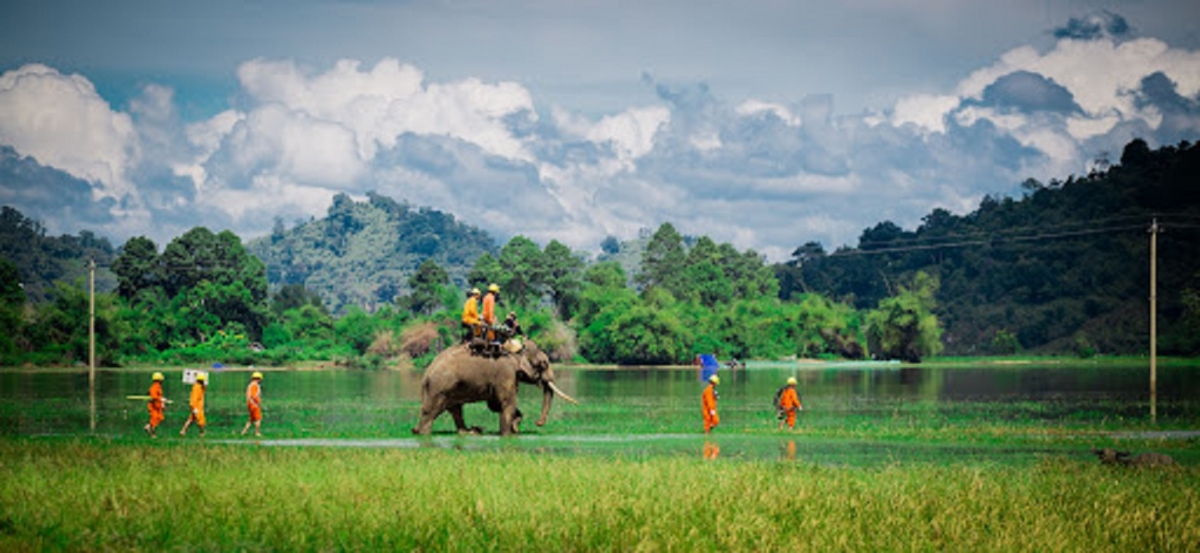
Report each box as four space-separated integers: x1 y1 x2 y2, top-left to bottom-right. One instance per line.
469 328 521 358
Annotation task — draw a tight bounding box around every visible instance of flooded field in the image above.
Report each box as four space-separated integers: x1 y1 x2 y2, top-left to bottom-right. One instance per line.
2 362 1198 464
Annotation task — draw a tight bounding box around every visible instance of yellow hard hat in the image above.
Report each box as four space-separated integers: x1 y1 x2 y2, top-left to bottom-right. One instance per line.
470 288 480 296
252 371 263 380
196 373 207 382
787 377 797 386
152 372 164 381
488 283 499 293
709 375 720 385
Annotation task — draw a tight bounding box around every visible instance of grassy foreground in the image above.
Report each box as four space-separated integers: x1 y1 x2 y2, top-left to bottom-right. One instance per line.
0 440 1197 551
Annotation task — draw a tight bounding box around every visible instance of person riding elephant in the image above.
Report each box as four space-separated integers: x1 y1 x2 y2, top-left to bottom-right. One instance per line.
412 339 577 436
461 288 481 343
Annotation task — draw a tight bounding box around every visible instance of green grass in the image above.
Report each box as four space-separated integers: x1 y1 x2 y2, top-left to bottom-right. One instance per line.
0 440 1196 551
2 365 1199 549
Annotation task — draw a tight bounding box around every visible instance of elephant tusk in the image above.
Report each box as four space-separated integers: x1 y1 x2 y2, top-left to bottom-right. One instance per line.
547 381 579 405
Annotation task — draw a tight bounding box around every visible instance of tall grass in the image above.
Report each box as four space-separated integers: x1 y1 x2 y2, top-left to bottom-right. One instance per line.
0 440 1196 551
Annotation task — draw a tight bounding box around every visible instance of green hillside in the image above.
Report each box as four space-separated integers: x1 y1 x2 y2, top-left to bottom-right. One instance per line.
0 206 116 302
247 192 497 314
776 139 1200 356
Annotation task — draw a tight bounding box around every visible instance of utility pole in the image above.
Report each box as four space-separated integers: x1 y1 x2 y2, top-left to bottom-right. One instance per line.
89 258 96 432
1149 219 1159 422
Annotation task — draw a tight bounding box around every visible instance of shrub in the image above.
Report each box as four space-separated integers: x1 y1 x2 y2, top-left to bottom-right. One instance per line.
366 330 400 357
400 321 440 359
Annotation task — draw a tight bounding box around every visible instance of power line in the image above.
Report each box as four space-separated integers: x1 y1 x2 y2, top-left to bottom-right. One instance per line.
824 223 1147 258
847 214 1150 252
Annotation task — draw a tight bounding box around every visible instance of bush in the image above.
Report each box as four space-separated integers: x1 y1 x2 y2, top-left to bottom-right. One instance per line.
400 321 441 359
366 330 400 357
1073 333 1096 359
991 329 1021 355
534 318 578 362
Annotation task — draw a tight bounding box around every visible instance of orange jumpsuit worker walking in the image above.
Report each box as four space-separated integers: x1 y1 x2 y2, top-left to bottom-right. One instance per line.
180 372 207 437
241 371 264 437
144 372 166 438
702 374 720 434
778 377 804 430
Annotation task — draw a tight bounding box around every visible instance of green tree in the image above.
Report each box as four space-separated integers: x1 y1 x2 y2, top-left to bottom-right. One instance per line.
111 236 160 300
407 259 449 315
681 237 730 304
497 236 545 307
0 258 24 360
866 271 944 362
990 329 1021 355
159 228 269 339
542 240 584 318
283 304 335 343
271 284 327 316
25 280 124 365
574 262 636 362
600 235 620 255
469 253 503 289
605 289 689 364
636 223 687 297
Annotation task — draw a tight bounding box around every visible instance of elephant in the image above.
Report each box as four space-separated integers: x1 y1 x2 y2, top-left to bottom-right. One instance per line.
411 339 577 436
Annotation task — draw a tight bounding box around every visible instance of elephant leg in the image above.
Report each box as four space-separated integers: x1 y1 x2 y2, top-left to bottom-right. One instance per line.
498 395 518 437
449 405 481 435
449 405 467 430
412 396 446 435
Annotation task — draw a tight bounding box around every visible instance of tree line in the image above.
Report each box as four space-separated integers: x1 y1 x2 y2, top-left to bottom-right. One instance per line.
4 138 1195 366
776 138 1200 356
0 208 943 367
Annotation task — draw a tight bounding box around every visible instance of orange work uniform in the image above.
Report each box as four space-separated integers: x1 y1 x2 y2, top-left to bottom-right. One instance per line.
246 380 262 422
481 292 497 326
701 383 719 433
147 381 165 429
188 382 206 427
779 387 802 428
462 296 480 326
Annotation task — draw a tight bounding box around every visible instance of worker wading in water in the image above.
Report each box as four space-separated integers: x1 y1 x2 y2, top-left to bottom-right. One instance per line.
702 374 720 434
461 288 481 343
776 377 804 430
180 373 207 437
144 372 166 438
241 371 264 437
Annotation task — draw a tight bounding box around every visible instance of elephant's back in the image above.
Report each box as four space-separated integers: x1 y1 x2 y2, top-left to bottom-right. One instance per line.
423 346 512 382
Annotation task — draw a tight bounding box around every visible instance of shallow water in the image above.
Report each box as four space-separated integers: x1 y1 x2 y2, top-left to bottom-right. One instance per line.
1 362 1197 463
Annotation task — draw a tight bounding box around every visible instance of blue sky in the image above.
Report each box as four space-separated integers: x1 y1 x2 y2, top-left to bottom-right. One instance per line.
1 1 1199 260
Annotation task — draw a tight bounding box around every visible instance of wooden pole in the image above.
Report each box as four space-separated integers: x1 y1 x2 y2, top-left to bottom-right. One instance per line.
89 258 96 432
1149 219 1158 422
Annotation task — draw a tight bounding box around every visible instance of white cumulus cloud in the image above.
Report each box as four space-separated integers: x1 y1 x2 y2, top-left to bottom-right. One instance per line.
0 64 138 201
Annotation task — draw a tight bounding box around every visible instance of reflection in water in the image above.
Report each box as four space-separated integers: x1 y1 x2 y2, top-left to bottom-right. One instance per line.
782 440 796 461
703 441 720 460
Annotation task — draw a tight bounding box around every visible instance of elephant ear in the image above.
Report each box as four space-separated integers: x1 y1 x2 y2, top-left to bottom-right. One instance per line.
523 340 550 374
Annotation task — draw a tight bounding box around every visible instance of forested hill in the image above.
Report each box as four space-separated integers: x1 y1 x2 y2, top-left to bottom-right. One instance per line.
247 192 496 314
0 206 116 302
777 139 1200 356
